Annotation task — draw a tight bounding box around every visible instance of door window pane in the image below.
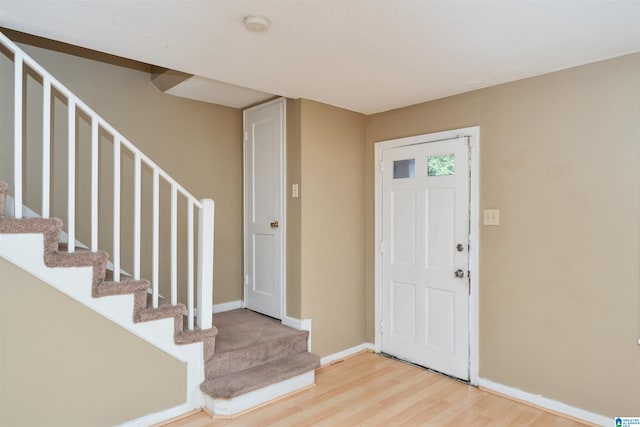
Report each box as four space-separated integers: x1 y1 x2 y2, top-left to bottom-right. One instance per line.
427 154 455 176
393 159 415 179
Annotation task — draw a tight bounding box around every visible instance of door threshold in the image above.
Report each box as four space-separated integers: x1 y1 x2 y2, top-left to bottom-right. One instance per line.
380 352 471 385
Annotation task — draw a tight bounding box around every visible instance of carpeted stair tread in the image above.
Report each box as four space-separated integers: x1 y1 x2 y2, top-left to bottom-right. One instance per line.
213 309 308 352
207 331 309 379
93 278 149 313
136 293 186 323
57 242 89 252
45 249 108 268
98 270 148 295
103 269 136 282
0 215 60 233
96 271 149 310
206 309 311 378
176 326 219 363
200 352 320 399
176 326 219 344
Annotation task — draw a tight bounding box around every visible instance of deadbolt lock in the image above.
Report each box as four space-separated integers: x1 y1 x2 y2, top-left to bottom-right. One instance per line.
456 243 465 252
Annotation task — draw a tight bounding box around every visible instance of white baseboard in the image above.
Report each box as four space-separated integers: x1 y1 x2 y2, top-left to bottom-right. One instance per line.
478 378 612 427
282 316 311 331
212 300 243 314
120 401 203 427
320 343 375 366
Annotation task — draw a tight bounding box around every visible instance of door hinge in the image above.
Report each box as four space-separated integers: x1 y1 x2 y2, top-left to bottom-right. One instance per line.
380 161 384 174
379 320 384 334
244 274 249 286
244 131 248 142
380 240 384 253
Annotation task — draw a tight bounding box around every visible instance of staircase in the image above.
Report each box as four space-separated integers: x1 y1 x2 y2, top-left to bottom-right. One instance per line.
0 180 319 420
0 30 319 423
201 309 319 415
0 180 217 425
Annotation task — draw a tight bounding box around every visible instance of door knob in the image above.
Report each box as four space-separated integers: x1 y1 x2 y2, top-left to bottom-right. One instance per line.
456 243 465 252
270 221 279 228
454 269 464 278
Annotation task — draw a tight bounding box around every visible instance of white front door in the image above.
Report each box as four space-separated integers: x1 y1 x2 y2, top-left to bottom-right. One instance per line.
243 99 285 319
381 137 470 380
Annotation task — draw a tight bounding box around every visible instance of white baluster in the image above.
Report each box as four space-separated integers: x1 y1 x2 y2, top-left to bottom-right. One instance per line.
67 99 76 253
197 199 215 330
113 137 121 282
152 169 159 309
171 184 177 306
42 76 51 218
91 117 99 252
133 153 141 280
187 200 194 331
14 52 23 218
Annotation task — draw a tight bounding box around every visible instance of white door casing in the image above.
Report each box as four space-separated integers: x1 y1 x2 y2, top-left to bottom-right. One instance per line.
243 98 285 319
375 127 480 384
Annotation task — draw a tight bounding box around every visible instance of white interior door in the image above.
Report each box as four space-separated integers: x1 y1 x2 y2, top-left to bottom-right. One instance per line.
381 137 470 380
244 99 284 319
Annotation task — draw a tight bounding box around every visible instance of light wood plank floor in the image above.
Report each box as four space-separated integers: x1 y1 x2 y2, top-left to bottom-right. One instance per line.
163 352 590 427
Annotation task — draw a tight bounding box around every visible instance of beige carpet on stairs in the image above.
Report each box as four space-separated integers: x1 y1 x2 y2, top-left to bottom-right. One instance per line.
200 309 320 399
1 180 319 405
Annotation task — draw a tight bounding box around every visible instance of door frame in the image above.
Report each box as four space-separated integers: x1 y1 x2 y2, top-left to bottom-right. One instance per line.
374 126 480 385
242 97 287 319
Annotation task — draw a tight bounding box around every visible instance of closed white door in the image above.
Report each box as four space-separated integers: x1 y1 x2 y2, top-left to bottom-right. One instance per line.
381 137 470 380
244 99 284 319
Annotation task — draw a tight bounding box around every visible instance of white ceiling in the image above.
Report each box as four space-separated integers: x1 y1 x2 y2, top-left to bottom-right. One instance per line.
1 0 639 114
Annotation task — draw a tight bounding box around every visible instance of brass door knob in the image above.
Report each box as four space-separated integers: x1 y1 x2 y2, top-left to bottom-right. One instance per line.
270 221 279 228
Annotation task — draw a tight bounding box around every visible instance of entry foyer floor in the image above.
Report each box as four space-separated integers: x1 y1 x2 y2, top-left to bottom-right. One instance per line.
163 351 591 426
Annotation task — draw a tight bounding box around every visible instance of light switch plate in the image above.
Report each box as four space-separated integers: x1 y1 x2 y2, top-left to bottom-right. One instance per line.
483 209 500 225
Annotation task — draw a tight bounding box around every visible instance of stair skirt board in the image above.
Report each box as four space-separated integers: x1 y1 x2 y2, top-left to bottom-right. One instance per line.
0 233 205 414
205 370 316 417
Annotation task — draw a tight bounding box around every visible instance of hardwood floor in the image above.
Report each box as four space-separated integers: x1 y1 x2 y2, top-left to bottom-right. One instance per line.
162 352 591 427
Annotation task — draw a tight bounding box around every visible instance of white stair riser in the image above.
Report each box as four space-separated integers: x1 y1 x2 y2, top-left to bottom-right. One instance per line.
205 370 315 417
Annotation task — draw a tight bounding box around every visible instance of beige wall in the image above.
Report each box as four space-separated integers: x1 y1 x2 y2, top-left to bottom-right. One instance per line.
299 99 368 356
1 33 243 304
366 53 640 416
286 98 302 319
0 258 186 426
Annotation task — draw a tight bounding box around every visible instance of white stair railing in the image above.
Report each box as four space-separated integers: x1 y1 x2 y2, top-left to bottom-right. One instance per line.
1 31 214 330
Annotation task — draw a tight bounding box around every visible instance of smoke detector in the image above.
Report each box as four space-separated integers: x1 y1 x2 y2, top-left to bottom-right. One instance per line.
244 14 270 32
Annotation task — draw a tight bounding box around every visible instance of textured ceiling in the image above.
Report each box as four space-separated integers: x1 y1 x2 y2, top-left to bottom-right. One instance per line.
1 0 639 114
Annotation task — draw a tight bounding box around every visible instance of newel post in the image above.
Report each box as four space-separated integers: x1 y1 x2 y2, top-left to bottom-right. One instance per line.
197 198 215 329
